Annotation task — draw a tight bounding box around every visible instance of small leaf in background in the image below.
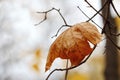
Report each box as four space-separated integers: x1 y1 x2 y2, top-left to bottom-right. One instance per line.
45 22 102 71
35 49 41 60
32 63 40 72
31 49 41 72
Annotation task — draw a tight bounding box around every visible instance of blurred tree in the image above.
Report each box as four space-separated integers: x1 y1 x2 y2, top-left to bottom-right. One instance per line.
101 0 119 80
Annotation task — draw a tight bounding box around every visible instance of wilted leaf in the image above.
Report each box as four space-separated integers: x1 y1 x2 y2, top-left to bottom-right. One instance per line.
75 22 102 45
45 22 102 71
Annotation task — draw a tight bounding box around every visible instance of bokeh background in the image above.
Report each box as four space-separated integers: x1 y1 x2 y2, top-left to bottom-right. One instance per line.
0 0 119 80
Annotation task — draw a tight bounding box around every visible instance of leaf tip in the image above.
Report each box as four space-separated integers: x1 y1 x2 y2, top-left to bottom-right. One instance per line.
45 66 49 72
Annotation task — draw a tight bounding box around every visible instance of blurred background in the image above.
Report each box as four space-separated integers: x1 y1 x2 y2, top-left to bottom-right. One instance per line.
0 0 119 80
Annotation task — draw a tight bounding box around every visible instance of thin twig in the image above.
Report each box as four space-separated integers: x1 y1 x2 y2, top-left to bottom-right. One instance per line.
35 8 69 26
51 25 72 38
84 0 117 29
35 8 55 26
77 5 109 51
85 0 119 35
77 6 102 30
87 0 109 22
46 45 97 80
110 0 120 18
65 59 69 80
35 7 72 37
81 0 120 36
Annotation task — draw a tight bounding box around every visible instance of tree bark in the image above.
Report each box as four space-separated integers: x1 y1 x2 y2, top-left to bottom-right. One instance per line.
101 0 119 80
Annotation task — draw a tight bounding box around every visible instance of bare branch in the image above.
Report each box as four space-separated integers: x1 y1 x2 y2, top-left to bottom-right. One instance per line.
65 59 69 80
35 8 68 26
110 1 120 18
35 8 55 26
46 45 97 80
87 0 109 22
84 0 117 30
84 0 120 50
77 6 102 30
53 8 68 25
51 25 71 38
35 7 72 38
85 0 107 21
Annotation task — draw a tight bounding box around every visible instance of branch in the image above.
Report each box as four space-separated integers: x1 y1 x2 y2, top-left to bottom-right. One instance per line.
35 7 72 38
65 59 69 80
46 45 97 80
77 6 102 30
102 0 110 34
35 8 54 26
84 0 117 30
84 0 120 50
101 0 120 50
87 0 109 22
35 8 68 26
106 33 120 50
51 25 72 38
77 3 120 50
110 0 120 18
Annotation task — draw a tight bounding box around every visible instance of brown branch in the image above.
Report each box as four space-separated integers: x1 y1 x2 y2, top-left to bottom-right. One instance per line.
102 0 110 34
46 45 97 80
102 1 120 50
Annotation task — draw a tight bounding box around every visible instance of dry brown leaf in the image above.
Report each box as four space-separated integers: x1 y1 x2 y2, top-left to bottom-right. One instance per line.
75 22 102 45
45 22 102 71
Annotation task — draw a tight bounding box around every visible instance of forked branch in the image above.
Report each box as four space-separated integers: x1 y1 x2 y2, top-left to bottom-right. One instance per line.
35 8 72 37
